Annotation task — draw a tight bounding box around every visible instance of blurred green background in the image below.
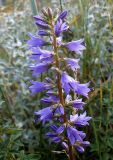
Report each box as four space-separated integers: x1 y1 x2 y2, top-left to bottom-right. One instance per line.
0 0 113 159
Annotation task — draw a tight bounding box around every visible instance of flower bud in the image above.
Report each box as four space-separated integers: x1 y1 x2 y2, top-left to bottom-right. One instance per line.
47 7 53 19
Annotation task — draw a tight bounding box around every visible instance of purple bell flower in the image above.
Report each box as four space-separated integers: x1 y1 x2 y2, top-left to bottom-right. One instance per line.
34 107 53 123
29 80 52 95
27 33 47 47
67 80 90 97
65 39 86 55
46 132 62 143
70 112 92 127
67 126 86 145
40 52 53 63
30 47 53 63
75 82 90 98
74 140 90 153
30 63 50 77
35 105 64 124
54 105 64 115
55 19 69 36
72 99 86 110
76 146 85 153
61 72 75 94
61 72 89 97
65 58 80 71
46 124 65 143
41 95 60 105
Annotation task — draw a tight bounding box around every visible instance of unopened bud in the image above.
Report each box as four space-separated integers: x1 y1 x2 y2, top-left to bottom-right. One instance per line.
47 7 53 19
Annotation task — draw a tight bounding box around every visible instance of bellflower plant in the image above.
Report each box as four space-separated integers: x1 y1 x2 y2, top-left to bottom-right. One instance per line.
28 8 92 160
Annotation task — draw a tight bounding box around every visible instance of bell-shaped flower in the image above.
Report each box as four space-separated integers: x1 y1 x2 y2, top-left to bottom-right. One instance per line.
46 124 65 143
30 63 50 77
27 33 47 47
67 126 86 145
41 95 60 105
72 99 86 110
65 58 80 71
74 82 90 98
65 39 86 55
70 112 92 127
30 47 53 63
29 80 52 95
61 72 90 97
34 105 64 124
61 72 75 94
74 140 90 153
55 19 69 37
34 107 53 123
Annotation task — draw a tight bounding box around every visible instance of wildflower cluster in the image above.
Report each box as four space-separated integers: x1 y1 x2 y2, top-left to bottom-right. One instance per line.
28 8 91 160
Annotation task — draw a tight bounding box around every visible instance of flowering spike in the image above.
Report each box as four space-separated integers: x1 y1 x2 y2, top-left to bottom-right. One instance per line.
27 8 92 160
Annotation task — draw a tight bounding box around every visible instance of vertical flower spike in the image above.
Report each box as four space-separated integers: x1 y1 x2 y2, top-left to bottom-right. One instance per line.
27 8 92 160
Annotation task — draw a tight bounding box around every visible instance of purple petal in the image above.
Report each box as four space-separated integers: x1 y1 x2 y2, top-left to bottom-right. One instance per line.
56 125 65 134
38 30 49 36
35 20 49 29
55 106 64 115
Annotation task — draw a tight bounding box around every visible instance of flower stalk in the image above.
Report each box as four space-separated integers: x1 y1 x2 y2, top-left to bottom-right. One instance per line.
51 17 75 160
